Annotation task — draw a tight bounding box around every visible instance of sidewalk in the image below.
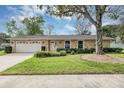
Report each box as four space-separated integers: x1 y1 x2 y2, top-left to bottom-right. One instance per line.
0 74 124 88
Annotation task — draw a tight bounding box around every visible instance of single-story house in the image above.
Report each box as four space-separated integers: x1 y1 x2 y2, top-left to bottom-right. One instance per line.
9 35 113 53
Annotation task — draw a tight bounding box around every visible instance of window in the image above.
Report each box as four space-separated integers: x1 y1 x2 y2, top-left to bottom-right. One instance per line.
78 41 83 48
65 41 70 49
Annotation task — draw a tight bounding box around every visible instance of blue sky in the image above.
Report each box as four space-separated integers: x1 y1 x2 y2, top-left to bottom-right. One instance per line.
0 5 119 35
0 5 78 35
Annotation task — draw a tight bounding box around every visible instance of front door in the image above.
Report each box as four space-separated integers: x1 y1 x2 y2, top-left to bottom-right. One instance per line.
50 41 57 51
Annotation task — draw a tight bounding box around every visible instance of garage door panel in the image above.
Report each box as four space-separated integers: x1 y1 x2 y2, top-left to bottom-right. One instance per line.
16 43 41 53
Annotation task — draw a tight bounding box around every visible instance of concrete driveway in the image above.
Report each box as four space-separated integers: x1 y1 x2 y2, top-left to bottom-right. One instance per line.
0 53 33 72
0 74 124 88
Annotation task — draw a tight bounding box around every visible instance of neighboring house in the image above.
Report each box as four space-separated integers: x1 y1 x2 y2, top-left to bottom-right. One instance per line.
110 37 124 49
9 35 113 53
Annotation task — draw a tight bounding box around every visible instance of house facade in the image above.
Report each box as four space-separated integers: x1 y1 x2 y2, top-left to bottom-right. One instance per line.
9 35 113 53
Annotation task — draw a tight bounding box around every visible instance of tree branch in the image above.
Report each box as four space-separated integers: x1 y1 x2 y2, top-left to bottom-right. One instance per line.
82 5 97 26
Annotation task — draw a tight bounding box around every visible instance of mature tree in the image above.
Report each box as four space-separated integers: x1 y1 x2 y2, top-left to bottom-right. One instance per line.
103 23 124 43
75 19 91 35
6 19 18 37
6 19 24 37
46 24 54 35
38 5 124 54
102 25 119 38
22 16 44 35
117 22 124 43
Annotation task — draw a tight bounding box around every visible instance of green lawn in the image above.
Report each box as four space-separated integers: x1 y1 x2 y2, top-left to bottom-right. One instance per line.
0 50 6 56
108 53 124 58
1 54 124 75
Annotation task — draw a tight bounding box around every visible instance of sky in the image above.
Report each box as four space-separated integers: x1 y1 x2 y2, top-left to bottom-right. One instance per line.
0 5 120 35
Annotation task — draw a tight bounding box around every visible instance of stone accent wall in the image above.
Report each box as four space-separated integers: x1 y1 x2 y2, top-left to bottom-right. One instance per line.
103 40 111 48
84 40 111 49
56 40 64 48
84 40 95 49
71 40 77 48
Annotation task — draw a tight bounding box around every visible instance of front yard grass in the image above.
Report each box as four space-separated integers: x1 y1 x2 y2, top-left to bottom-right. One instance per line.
1 54 124 75
0 50 6 56
108 53 124 58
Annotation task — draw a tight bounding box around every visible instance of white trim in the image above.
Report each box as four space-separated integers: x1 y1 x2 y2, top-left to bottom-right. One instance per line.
64 40 71 49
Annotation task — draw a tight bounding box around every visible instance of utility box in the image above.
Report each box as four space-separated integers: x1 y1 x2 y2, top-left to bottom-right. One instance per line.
5 46 12 53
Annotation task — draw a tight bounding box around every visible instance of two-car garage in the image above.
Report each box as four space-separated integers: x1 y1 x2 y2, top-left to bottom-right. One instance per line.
15 41 42 53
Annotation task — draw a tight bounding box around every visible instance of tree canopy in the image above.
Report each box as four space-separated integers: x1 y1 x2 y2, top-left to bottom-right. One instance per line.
6 19 19 37
102 25 119 38
6 16 45 36
117 22 124 43
22 16 45 35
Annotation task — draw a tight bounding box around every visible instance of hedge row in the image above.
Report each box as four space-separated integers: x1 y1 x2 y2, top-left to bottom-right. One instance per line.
103 48 123 53
34 51 66 58
57 48 95 53
57 48 123 53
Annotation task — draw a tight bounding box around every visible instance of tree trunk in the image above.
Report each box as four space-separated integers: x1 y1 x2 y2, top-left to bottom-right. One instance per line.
95 6 104 55
96 26 103 54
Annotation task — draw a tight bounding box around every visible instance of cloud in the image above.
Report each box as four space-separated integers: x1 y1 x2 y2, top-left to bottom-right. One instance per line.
7 5 46 21
64 24 76 31
63 17 72 21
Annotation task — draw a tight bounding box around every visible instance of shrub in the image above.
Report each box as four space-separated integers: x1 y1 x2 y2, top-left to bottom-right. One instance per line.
71 51 75 55
34 51 67 58
90 48 96 53
60 51 66 56
34 51 49 57
57 48 123 54
103 48 123 53
50 52 60 56
66 49 71 53
57 48 96 54
57 48 65 52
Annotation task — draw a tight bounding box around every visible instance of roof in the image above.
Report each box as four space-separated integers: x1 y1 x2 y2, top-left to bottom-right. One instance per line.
9 35 113 40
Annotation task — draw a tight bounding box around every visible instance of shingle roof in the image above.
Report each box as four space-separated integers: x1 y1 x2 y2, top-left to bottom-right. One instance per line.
9 35 113 40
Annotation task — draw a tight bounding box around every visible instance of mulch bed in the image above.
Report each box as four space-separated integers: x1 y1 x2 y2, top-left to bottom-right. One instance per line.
81 54 124 64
